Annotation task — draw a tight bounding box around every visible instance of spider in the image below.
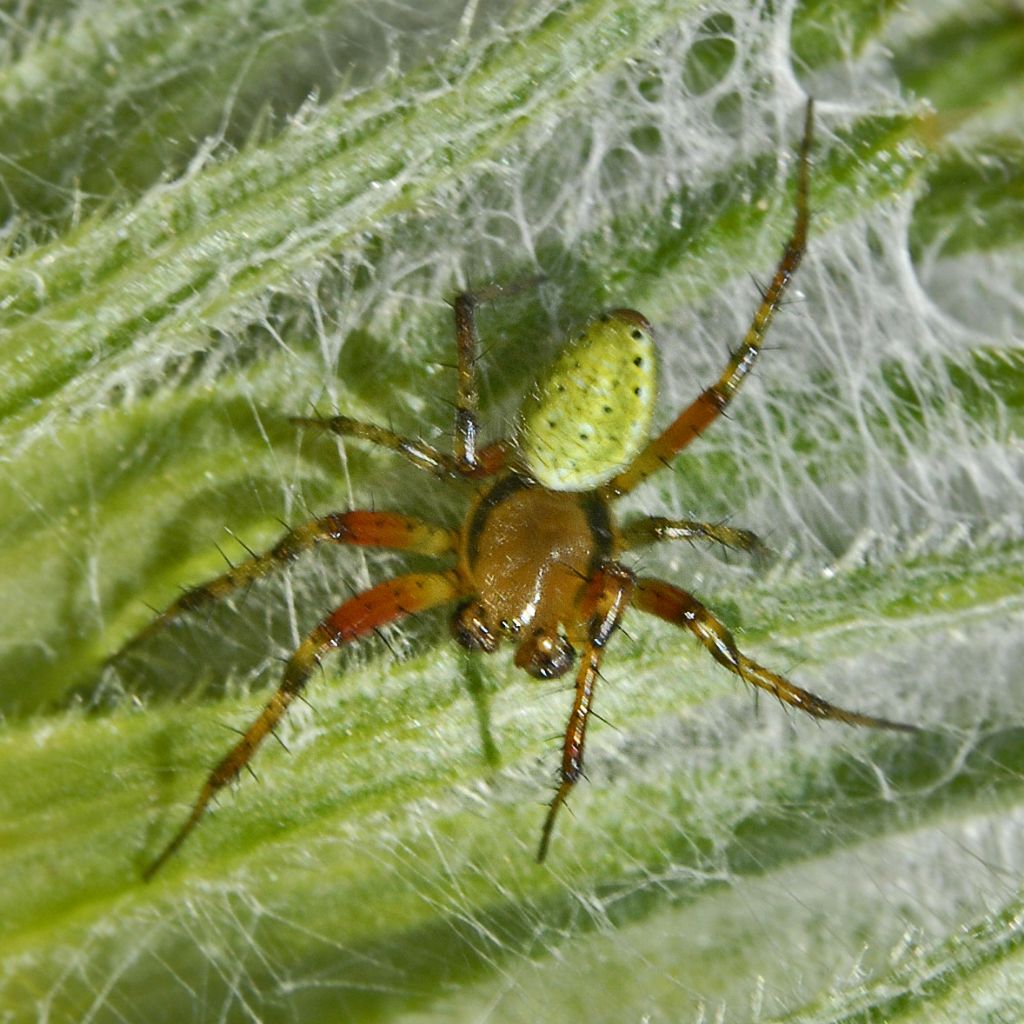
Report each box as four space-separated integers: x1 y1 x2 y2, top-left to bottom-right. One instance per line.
134 99 914 879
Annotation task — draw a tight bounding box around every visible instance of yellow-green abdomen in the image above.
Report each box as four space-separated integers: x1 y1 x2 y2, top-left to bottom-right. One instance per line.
517 309 657 491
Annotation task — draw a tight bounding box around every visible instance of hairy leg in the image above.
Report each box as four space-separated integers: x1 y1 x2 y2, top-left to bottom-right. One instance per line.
633 576 917 731
537 562 635 862
603 99 814 499
115 511 456 658
450 276 545 473
292 415 465 478
144 569 462 879
621 516 768 558
292 414 510 479
453 289 485 471
296 277 547 479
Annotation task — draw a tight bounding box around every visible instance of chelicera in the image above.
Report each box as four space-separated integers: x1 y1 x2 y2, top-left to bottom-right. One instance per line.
135 100 914 879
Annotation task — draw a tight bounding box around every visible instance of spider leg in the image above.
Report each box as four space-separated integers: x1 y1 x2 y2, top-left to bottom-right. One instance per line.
143 569 462 879
293 414 509 479
633 577 918 731
292 415 463 478
537 562 635 862
296 278 546 480
450 277 544 474
603 99 814 499
114 511 456 660
621 516 768 558
453 289 485 471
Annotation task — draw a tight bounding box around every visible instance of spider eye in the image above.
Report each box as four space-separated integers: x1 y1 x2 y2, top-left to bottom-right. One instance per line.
514 629 575 679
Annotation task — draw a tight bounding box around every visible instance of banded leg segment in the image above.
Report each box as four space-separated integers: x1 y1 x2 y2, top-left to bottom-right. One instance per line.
144 570 462 879
633 577 917 731
621 517 768 558
451 276 547 472
295 278 551 479
118 511 457 657
293 415 462 478
293 414 510 479
537 562 635 862
603 100 814 499
453 290 483 471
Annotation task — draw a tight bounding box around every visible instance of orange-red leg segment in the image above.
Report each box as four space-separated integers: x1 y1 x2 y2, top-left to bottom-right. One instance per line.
537 562 635 862
633 577 918 731
117 511 456 658
145 569 462 879
603 100 814 499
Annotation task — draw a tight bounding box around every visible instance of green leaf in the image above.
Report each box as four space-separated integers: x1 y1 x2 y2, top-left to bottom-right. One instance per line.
1 1 1022 1022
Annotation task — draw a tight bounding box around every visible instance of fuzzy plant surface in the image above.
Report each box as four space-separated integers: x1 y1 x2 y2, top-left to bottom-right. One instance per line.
1 1 1023 1022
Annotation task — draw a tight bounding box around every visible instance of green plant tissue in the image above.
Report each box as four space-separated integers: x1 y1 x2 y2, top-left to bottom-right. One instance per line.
0 1 1022 1022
